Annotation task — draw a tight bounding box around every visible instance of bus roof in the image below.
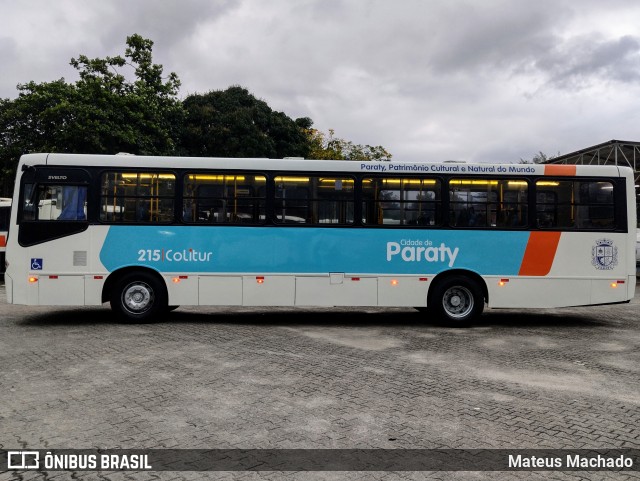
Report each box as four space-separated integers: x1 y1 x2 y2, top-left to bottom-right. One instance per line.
17 152 630 178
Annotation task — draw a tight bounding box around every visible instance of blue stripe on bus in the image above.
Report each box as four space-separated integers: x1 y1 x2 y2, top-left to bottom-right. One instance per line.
99 226 530 276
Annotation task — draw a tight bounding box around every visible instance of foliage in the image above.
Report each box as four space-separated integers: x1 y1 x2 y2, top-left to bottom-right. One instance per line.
305 128 392 161
0 34 392 195
67 33 183 155
0 80 77 185
0 34 183 191
179 86 310 159
519 151 558 164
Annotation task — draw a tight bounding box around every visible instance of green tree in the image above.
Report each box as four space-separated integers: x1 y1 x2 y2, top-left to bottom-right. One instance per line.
305 127 392 161
0 34 183 193
179 86 310 158
67 33 183 154
519 151 558 164
0 80 77 190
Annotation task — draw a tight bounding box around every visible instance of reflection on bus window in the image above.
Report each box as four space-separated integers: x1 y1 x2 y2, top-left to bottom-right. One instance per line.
100 172 175 223
274 176 355 225
536 180 614 229
22 185 87 221
449 179 528 228
362 177 441 226
183 173 266 224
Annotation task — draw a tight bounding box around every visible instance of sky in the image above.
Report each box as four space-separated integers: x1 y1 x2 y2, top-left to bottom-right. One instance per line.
1 0 640 163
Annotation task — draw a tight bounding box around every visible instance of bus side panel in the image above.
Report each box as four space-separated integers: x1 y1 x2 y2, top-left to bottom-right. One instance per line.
488 231 632 308
84 275 105 305
295 276 378 306
488 278 591 308
377 276 429 307
242 276 295 306
164 275 198 305
8 228 94 305
5 274 12 303
549 233 630 279
39 276 85 305
199 276 243 305
591 278 629 304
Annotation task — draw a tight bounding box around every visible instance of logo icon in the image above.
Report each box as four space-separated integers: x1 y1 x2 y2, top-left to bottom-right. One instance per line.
7 451 39 469
592 239 618 270
31 258 43 270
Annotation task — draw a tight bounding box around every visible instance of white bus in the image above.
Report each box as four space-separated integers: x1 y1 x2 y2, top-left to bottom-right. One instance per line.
5 153 637 325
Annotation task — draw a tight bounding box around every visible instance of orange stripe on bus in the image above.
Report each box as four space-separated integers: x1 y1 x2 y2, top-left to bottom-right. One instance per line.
518 231 561 276
544 165 576 176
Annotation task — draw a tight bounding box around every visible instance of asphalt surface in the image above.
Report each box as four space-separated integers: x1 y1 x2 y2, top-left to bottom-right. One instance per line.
1 283 639 480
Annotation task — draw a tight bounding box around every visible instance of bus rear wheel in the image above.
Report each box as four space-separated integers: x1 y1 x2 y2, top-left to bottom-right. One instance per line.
110 272 167 322
428 275 484 327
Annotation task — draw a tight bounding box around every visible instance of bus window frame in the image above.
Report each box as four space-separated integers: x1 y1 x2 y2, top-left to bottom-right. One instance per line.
446 177 530 230
97 169 178 225
272 172 357 227
181 171 268 225
360 175 444 228
17 166 91 247
533 176 625 232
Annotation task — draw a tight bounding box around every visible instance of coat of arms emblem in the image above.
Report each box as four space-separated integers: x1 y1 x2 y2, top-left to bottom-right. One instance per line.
592 239 618 270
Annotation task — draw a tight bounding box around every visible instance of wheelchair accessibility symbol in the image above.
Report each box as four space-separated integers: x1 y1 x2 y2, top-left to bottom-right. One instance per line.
31 258 43 270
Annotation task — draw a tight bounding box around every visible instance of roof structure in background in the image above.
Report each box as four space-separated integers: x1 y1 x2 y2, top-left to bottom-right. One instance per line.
546 140 640 173
546 140 640 223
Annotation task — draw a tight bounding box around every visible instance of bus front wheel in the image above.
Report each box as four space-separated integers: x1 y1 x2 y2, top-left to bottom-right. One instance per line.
428 275 484 327
110 272 167 322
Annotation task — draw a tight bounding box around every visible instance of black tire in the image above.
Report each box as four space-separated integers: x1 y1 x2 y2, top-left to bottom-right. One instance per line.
110 271 168 322
428 275 484 327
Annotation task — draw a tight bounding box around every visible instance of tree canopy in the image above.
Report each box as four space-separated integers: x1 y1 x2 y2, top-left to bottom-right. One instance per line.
180 86 310 159
305 128 392 161
0 34 391 195
519 151 558 164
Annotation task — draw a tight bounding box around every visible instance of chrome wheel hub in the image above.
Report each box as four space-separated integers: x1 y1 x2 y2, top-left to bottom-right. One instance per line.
442 286 474 319
123 282 154 313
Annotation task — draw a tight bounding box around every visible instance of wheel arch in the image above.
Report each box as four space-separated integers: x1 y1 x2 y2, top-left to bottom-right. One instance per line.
428 269 489 305
102 266 168 304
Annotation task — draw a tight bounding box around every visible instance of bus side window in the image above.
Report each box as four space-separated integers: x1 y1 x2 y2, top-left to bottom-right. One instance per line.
362 177 441 226
183 173 266 224
578 181 615 229
449 179 527 229
535 180 615 230
21 184 36 221
274 177 311 224
100 172 175 223
24 185 87 221
536 191 556 227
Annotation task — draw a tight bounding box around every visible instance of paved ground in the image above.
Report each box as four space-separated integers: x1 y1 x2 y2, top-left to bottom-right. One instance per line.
1 283 639 480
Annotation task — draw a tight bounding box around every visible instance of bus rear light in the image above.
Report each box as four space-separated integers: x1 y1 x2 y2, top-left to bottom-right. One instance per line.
172 277 181 283
94 276 103 280
256 276 265 284
419 277 428 282
499 279 510 287
391 279 399 286
351 277 360 281
610 280 625 288
48 275 58 279
28 276 38 283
